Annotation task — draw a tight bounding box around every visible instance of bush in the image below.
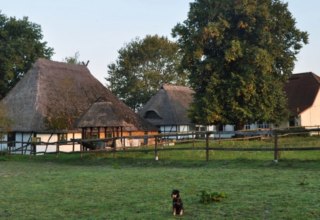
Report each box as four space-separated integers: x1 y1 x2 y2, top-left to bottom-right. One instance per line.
0 151 8 156
199 190 227 204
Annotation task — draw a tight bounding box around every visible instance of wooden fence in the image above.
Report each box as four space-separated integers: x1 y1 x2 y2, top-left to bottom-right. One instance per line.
1 128 320 161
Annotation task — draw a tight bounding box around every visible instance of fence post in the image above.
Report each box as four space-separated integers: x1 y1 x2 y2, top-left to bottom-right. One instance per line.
154 136 158 160
274 133 279 162
21 135 24 155
206 132 209 162
192 132 195 149
56 142 60 158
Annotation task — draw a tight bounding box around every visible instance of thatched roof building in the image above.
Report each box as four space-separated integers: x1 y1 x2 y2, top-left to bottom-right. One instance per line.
139 84 194 127
140 74 320 131
77 101 137 131
1 59 154 133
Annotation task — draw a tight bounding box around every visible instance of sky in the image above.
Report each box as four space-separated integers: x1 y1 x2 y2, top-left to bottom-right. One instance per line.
1 0 320 84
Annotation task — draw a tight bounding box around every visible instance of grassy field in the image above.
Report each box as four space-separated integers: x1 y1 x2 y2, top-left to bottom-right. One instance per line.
1 137 320 219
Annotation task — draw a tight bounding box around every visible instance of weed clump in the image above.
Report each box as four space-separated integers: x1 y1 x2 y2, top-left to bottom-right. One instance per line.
199 190 226 204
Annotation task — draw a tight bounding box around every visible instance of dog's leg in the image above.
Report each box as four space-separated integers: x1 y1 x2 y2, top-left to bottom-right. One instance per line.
180 209 183 215
173 208 176 216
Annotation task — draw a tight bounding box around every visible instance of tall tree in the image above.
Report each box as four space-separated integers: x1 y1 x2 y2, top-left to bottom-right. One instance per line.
106 35 188 111
172 0 308 129
0 12 54 99
0 103 10 139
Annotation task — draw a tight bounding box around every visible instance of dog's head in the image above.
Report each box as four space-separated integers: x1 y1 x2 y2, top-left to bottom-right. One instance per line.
171 189 180 199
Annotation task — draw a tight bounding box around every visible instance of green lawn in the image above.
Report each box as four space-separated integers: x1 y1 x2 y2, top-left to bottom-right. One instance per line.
1 137 320 219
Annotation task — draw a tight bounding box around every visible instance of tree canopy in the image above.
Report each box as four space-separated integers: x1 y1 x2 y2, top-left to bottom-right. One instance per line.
0 103 11 138
106 35 188 111
63 52 81 64
172 0 308 128
0 12 54 99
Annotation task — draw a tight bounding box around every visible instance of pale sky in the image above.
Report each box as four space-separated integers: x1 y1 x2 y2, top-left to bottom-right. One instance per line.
1 0 320 84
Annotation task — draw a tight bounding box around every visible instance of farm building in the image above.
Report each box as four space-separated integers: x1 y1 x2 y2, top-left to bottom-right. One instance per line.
245 72 320 130
138 84 231 135
0 59 156 154
140 73 320 135
139 84 194 134
77 100 156 149
284 72 320 127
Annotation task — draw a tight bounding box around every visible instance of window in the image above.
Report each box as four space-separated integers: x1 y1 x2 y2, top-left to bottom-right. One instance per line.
58 133 68 141
144 111 161 119
8 132 15 147
258 123 270 129
289 116 299 127
84 128 100 139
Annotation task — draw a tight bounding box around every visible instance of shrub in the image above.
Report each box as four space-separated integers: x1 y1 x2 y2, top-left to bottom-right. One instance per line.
199 190 227 204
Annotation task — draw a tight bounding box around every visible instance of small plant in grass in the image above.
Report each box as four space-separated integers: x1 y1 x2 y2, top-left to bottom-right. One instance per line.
199 190 227 204
299 175 309 186
0 151 9 161
112 162 121 169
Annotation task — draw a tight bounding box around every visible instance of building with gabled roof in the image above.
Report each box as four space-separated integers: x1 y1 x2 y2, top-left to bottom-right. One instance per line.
140 72 320 134
138 84 222 135
139 84 195 133
0 59 155 153
77 100 156 148
284 72 320 127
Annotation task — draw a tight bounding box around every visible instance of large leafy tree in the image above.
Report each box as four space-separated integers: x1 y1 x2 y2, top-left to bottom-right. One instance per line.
106 35 188 111
172 0 308 129
0 103 11 139
0 12 54 99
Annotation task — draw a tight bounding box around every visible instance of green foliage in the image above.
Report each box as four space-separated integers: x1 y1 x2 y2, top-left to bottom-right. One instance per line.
44 76 82 131
0 103 11 138
0 12 54 99
172 0 308 128
106 35 188 110
199 190 227 204
63 51 89 66
63 51 81 64
298 175 309 186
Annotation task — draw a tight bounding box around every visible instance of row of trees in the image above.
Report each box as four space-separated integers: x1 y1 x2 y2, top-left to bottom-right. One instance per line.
106 35 188 110
0 12 89 131
0 0 309 130
107 0 308 128
0 12 54 99
0 12 87 100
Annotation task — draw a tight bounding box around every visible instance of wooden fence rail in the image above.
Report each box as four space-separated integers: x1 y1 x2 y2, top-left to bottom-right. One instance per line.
1 128 320 161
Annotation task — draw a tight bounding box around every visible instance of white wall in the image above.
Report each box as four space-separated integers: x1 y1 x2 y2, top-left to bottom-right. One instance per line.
300 90 320 127
35 133 81 153
4 132 81 154
0 134 7 151
224 125 235 132
178 125 189 132
160 125 177 133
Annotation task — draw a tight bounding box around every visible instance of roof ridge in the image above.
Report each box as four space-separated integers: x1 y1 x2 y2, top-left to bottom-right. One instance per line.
1 58 155 132
310 72 320 84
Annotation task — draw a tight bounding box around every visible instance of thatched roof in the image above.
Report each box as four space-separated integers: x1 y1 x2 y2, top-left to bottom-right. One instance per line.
139 84 194 126
77 101 137 131
1 59 155 132
284 72 320 115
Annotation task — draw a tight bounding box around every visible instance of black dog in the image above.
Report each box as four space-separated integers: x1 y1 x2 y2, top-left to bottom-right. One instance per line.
171 189 184 216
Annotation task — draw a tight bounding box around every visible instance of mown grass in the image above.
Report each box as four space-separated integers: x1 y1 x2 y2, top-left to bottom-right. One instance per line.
1 136 320 219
